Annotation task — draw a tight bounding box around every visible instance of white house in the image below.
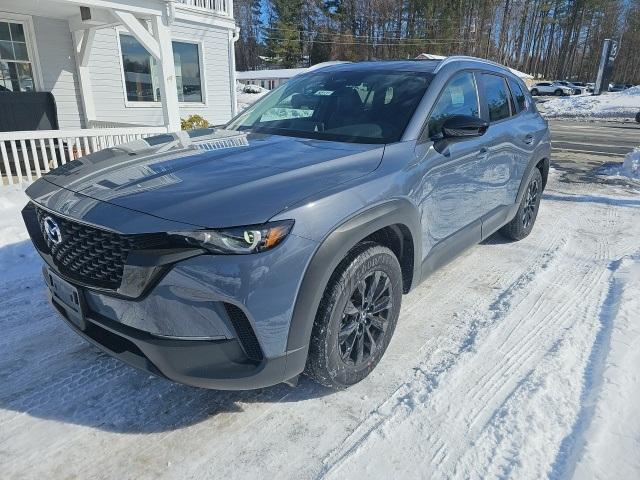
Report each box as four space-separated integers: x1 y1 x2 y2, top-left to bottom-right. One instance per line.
236 67 307 90
0 0 238 186
236 62 347 90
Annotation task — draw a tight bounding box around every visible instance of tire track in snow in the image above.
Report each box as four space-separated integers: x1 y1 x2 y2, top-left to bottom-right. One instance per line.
462 228 614 427
321 192 632 480
318 199 573 478
422 239 608 474
410 199 624 476
547 255 631 480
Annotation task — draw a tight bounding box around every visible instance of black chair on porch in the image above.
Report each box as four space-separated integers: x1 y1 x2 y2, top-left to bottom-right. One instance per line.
0 91 64 177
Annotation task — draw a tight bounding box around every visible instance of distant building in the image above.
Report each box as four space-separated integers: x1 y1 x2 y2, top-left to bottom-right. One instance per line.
235 68 308 90
236 62 349 90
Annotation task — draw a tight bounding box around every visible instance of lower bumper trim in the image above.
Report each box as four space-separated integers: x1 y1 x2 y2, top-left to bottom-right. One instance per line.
51 295 290 390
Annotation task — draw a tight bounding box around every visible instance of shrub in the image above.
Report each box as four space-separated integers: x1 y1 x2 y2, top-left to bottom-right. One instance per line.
181 114 210 130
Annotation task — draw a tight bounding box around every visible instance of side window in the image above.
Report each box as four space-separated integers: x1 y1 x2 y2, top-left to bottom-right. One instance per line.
427 72 480 138
509 79 527 112
482 74 511 122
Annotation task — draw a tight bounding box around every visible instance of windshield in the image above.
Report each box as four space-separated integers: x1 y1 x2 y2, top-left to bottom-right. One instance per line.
227 69 433 144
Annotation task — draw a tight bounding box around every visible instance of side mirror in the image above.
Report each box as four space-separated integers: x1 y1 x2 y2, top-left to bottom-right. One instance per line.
441 115 489 139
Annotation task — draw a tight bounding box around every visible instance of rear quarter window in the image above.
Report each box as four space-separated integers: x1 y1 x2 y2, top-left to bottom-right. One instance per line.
508 78 527 112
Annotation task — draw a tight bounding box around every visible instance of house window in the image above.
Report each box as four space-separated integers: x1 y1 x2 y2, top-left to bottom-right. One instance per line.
119 34 203 103
173 41 202 102
0 21 35 92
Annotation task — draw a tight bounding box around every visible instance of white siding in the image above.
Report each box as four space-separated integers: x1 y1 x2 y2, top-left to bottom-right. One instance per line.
87 19 233 127
32 16 84 129
172 20 234 124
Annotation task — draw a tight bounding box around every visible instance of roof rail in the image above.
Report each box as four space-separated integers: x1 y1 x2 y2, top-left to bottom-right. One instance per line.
433 55 510 73
308 61 352 72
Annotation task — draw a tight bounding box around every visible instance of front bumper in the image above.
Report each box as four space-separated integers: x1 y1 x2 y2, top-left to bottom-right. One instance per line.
49 288 300 390
24 202 319 390
42 235 316 389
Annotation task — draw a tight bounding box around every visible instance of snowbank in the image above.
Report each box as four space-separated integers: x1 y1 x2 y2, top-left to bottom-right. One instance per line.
236 82 268 112
572 258 640 480
599 147 640 179
0 187 29 247
621 148 640 178
0 187 35 282
541 86 640 119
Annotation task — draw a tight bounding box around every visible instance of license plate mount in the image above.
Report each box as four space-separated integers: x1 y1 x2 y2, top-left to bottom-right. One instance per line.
45 268 85 327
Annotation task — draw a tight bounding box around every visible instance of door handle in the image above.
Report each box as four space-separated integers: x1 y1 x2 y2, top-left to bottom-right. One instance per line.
523 134 535 145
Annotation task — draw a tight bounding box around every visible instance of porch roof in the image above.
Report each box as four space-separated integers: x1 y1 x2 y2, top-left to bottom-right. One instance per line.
3 0 237 133
8 0 234 22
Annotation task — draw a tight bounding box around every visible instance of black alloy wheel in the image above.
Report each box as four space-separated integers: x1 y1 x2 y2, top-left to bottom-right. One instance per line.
305 243 403 389
499 167 543 241
522 176 539 230
338 271 392 366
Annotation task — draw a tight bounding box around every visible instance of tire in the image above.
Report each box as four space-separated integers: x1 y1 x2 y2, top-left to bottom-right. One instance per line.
305 242 403 389
530 88 539 96
499 167 543 241
554 89 564 96
635 111 640 123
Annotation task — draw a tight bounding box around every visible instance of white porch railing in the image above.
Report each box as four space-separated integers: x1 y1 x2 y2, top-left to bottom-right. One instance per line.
177 0 232 16
1 126 170 187
88 120 157 129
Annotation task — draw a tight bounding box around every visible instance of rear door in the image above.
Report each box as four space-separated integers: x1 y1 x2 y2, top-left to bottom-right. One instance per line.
507 76 548 193
476 72 521 236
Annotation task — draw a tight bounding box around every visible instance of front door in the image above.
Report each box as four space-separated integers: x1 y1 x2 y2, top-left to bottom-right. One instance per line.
414 71 492 269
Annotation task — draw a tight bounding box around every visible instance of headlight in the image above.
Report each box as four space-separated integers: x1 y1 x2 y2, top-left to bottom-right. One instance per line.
170 220 293 254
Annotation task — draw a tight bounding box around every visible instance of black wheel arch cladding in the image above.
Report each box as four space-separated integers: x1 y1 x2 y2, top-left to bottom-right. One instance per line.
285 199 422 357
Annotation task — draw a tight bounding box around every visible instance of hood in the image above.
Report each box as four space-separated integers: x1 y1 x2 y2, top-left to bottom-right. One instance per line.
30 129 384 228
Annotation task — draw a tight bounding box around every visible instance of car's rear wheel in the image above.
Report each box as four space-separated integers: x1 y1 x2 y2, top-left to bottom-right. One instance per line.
635 111 640 123
500 167 543 241
305 243 402 389
530 88 539 96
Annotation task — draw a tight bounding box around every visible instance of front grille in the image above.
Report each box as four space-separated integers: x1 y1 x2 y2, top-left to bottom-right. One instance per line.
34 206 165 289
224 303 264 362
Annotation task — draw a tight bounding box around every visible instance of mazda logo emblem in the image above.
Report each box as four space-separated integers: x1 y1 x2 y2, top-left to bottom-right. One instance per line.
43 216 62 245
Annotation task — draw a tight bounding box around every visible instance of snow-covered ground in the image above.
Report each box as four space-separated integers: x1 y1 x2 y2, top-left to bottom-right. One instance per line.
599 147 640 179
236 82 268 112
541 86 640 119
1 165 639 479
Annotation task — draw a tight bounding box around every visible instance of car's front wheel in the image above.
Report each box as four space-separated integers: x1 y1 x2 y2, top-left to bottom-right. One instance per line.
554 89 564 96
305 243 402 389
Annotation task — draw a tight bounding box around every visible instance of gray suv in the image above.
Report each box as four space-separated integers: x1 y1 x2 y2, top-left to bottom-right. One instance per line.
23 57 550 390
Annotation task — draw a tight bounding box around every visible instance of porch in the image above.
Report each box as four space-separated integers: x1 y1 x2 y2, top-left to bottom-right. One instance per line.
1 0 237 186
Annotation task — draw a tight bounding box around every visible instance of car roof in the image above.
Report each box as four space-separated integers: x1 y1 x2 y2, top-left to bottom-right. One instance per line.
310 59 442 74
310 57 522 79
